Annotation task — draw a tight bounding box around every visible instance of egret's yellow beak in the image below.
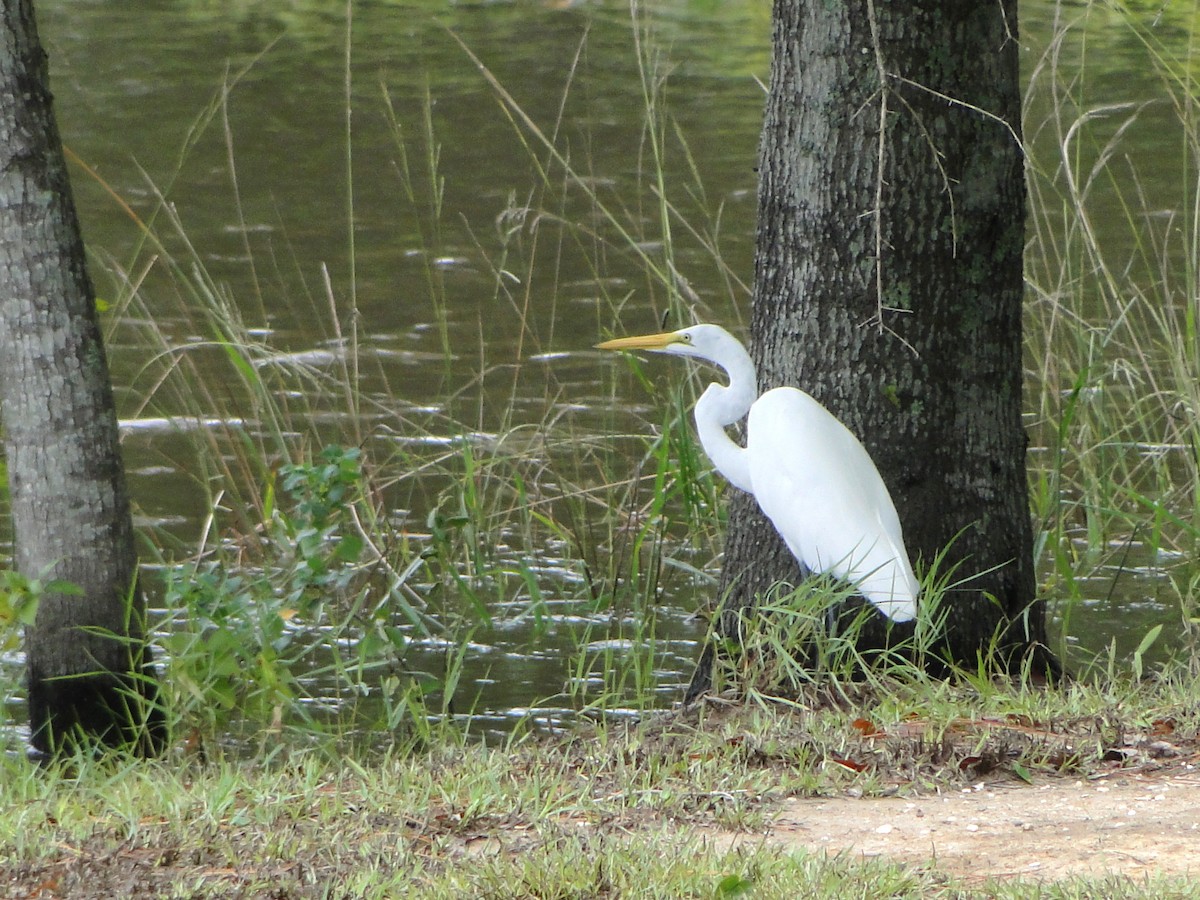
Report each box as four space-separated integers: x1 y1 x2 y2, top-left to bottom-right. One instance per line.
594 331 679 351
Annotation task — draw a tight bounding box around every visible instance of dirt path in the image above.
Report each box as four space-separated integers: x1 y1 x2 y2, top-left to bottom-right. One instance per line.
718 772 1200 882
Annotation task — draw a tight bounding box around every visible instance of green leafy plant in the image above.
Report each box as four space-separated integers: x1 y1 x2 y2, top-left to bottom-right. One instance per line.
275 444 367 608
0 570 57 652
159 444 390 742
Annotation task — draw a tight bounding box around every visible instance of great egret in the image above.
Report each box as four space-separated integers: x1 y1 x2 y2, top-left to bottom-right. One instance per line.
596 324 918 622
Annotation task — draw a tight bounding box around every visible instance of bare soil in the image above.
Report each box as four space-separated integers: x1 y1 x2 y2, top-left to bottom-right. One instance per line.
717 770 1200 884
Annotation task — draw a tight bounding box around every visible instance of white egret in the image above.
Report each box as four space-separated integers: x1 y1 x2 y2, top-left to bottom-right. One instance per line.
596 324 918 622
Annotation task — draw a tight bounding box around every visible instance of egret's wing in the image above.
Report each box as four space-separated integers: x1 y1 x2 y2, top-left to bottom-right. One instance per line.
746 388 918 621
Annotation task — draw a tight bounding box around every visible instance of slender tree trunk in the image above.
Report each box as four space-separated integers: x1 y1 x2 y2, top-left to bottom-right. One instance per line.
0 0 163 755
690 0 1052 697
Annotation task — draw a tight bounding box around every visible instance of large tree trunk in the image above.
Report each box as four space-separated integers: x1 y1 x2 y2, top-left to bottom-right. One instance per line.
691 0 1051 696
0 0 163 755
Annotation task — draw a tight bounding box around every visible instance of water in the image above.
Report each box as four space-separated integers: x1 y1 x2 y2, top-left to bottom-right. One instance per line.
7 0 1194 739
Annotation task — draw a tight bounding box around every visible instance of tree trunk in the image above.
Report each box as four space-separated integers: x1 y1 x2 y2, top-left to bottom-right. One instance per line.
0 0 163 755
690 0 1051 696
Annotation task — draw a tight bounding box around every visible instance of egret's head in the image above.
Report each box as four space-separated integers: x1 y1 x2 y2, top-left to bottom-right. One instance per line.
595 324 731 362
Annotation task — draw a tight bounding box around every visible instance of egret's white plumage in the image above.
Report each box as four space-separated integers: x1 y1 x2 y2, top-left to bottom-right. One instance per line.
596 323 918 621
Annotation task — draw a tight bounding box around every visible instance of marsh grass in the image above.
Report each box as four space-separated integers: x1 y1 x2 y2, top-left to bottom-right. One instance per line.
1024 2 1200 670
1 4 741 754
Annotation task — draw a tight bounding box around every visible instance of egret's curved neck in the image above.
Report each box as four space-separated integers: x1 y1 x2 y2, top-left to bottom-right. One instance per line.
692 342 758 494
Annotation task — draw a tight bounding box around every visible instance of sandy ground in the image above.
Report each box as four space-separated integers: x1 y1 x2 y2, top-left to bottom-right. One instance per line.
718 771 1200 883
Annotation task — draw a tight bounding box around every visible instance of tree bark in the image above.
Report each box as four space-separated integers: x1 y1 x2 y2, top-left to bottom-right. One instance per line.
0 0 163 755
690 0 1052 696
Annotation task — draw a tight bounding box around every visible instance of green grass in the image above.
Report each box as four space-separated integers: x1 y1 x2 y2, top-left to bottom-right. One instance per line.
1 670 1198 897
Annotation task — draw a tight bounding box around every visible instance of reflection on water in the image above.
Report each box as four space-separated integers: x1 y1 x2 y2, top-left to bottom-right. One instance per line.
3 1 1194 738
